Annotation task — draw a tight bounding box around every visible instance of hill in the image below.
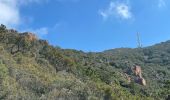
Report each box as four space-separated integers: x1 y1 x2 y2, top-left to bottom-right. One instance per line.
0 24 169 100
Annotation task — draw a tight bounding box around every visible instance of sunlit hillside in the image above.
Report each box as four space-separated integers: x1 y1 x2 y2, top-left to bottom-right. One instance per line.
0 25 169 100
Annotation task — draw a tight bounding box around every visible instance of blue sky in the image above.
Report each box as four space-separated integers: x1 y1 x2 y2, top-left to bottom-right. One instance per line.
0 0 170 52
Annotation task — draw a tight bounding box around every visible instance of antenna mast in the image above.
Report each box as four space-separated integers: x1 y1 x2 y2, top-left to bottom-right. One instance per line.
137 32 142 48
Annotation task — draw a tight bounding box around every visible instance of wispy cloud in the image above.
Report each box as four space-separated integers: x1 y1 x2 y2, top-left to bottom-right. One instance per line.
99 1 132 20
158 0 166 8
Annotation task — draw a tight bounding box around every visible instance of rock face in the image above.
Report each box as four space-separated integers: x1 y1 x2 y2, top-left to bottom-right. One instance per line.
133 65 142 78
22 32 37 41
135 77 146 86
133 65 146 86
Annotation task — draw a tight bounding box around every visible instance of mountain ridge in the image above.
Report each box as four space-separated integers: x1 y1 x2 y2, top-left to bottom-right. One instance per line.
0 24 170 100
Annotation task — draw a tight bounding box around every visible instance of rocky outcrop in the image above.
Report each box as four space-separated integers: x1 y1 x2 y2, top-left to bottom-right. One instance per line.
11 32 37 54
135 77 146 86
133 65 142 78
21 32 37 41
133 65 146 86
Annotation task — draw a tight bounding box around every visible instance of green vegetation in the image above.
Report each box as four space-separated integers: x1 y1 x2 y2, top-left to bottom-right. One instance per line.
0 24 169 100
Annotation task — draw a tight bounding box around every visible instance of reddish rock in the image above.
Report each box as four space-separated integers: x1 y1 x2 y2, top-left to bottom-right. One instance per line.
133 65 146 86
22 32 37 41
133 65 142 78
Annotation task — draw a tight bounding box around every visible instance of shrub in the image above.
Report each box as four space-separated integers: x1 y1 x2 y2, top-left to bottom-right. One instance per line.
0 60 8 78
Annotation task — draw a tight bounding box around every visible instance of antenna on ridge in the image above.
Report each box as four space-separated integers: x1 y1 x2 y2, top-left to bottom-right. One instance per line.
137 32 142 48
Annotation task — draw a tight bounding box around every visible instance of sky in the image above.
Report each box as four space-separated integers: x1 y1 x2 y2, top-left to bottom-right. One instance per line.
0 0 170 52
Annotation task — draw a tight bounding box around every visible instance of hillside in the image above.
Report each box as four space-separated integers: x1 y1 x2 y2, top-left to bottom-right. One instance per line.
0 24 170 100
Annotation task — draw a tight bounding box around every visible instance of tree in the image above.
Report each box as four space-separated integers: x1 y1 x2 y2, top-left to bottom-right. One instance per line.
0 24 6 31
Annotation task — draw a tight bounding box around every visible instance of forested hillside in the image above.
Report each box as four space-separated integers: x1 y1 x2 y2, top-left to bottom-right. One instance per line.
0 24 169 100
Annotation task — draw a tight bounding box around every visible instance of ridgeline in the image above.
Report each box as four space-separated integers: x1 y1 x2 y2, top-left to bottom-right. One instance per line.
0 24 170 100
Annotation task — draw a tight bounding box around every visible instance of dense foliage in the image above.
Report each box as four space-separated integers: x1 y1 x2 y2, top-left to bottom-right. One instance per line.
0 24 169 100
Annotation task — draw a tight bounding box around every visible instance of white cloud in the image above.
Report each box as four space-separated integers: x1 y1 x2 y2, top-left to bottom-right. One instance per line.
116 3 132 19
0 0 20 27
158 0 166 8
0 0 49 39
0 0 47 27
99 1 132 20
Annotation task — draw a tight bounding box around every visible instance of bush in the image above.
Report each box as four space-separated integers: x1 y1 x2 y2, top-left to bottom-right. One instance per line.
0 60 8 78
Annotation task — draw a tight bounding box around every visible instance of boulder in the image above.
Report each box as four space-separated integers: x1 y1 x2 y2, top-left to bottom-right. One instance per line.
135 77 146 86
133 65 142 78
140 77 146 86
133 65 146 86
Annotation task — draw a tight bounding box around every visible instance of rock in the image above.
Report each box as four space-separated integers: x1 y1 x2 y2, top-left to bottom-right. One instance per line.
133 65 146 86
133 65 142 78
22 32 37 41
140 77 146 86
135 77 146 86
